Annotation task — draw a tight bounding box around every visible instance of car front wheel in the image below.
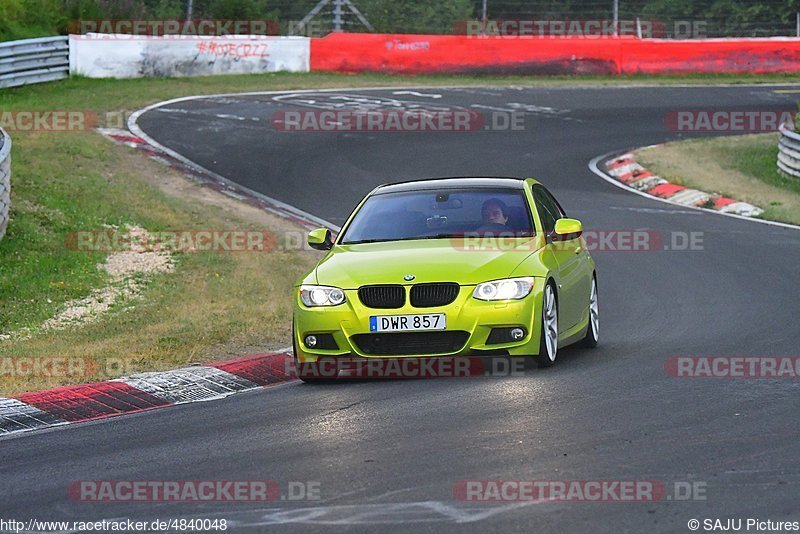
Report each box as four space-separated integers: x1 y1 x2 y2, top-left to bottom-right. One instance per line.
579 276 599 348
536 282 559 368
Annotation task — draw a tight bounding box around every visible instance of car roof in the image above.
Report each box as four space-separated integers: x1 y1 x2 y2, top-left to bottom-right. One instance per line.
375 176 531 194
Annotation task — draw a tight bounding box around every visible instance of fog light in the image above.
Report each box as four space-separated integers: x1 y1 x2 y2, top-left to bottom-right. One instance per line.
305 335 317 348
510 328 525 340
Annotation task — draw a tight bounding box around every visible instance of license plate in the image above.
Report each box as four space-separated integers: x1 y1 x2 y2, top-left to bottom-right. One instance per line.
369 313 446 332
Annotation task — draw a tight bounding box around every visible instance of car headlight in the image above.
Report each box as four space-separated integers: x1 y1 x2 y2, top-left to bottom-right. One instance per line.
300 285 346 307
473 277 535 301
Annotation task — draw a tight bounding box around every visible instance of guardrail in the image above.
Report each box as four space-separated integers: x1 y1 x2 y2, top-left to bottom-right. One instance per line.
0 128 11 241
777 123 800 179
0 36 69 89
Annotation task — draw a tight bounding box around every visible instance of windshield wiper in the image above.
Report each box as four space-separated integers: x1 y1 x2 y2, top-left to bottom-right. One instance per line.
343 235 457 245
419 234 459 239
344 233 533 245
342 238 393 245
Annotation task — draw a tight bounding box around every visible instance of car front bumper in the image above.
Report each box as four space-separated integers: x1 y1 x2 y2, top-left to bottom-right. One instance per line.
293 279 546 363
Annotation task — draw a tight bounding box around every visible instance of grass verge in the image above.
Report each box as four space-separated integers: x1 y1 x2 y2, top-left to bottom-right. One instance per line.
0 71 798 394
638 133 800 226
0 129 319 394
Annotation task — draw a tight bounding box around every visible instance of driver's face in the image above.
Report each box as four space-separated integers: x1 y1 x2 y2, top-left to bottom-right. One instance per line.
483 205 507 225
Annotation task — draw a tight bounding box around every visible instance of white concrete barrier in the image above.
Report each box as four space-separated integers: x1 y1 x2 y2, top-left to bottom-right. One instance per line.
778 123 800 179
69 34 310 78
0 128 10 241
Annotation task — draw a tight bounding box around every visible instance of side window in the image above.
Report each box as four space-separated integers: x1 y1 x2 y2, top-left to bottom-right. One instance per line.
541 187 567 219
533 187 558 234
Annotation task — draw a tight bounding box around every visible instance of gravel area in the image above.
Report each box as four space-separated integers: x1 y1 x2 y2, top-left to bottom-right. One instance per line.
3 227 174 337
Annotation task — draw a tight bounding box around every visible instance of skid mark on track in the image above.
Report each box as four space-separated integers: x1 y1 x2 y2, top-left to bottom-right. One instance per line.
320 400 367 417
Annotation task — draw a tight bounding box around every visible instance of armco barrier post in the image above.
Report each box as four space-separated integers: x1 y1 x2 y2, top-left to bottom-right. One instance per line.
777 123 800 179
0 128 11 241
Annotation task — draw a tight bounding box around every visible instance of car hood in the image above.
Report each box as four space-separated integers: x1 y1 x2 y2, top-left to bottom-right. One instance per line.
314 238 542 288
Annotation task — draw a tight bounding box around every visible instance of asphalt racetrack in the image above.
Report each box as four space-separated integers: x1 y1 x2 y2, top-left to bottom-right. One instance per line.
3 85 800 532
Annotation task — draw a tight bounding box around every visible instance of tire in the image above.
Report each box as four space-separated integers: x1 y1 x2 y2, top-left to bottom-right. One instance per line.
536 281 559 368
292 318 337 383
579 275 599 348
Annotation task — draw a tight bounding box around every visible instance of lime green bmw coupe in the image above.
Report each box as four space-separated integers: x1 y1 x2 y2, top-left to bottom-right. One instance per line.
293 177 598 381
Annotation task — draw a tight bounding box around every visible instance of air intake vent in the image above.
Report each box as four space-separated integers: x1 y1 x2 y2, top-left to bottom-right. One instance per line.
410 283 460 308
358 285 405 309
351 331 470 356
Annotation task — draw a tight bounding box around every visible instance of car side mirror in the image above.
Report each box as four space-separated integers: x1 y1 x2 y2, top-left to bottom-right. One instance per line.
554 218 583 239
308 228 333 251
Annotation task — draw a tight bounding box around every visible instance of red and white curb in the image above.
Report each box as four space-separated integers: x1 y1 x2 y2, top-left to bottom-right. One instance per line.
603 151 764 217
0 352 297 437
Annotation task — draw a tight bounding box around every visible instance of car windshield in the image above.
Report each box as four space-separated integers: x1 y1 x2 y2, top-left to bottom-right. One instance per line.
340 188 534 244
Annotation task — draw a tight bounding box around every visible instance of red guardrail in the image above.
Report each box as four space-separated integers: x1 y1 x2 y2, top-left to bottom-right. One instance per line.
620 38 800 74
311 33 800 75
